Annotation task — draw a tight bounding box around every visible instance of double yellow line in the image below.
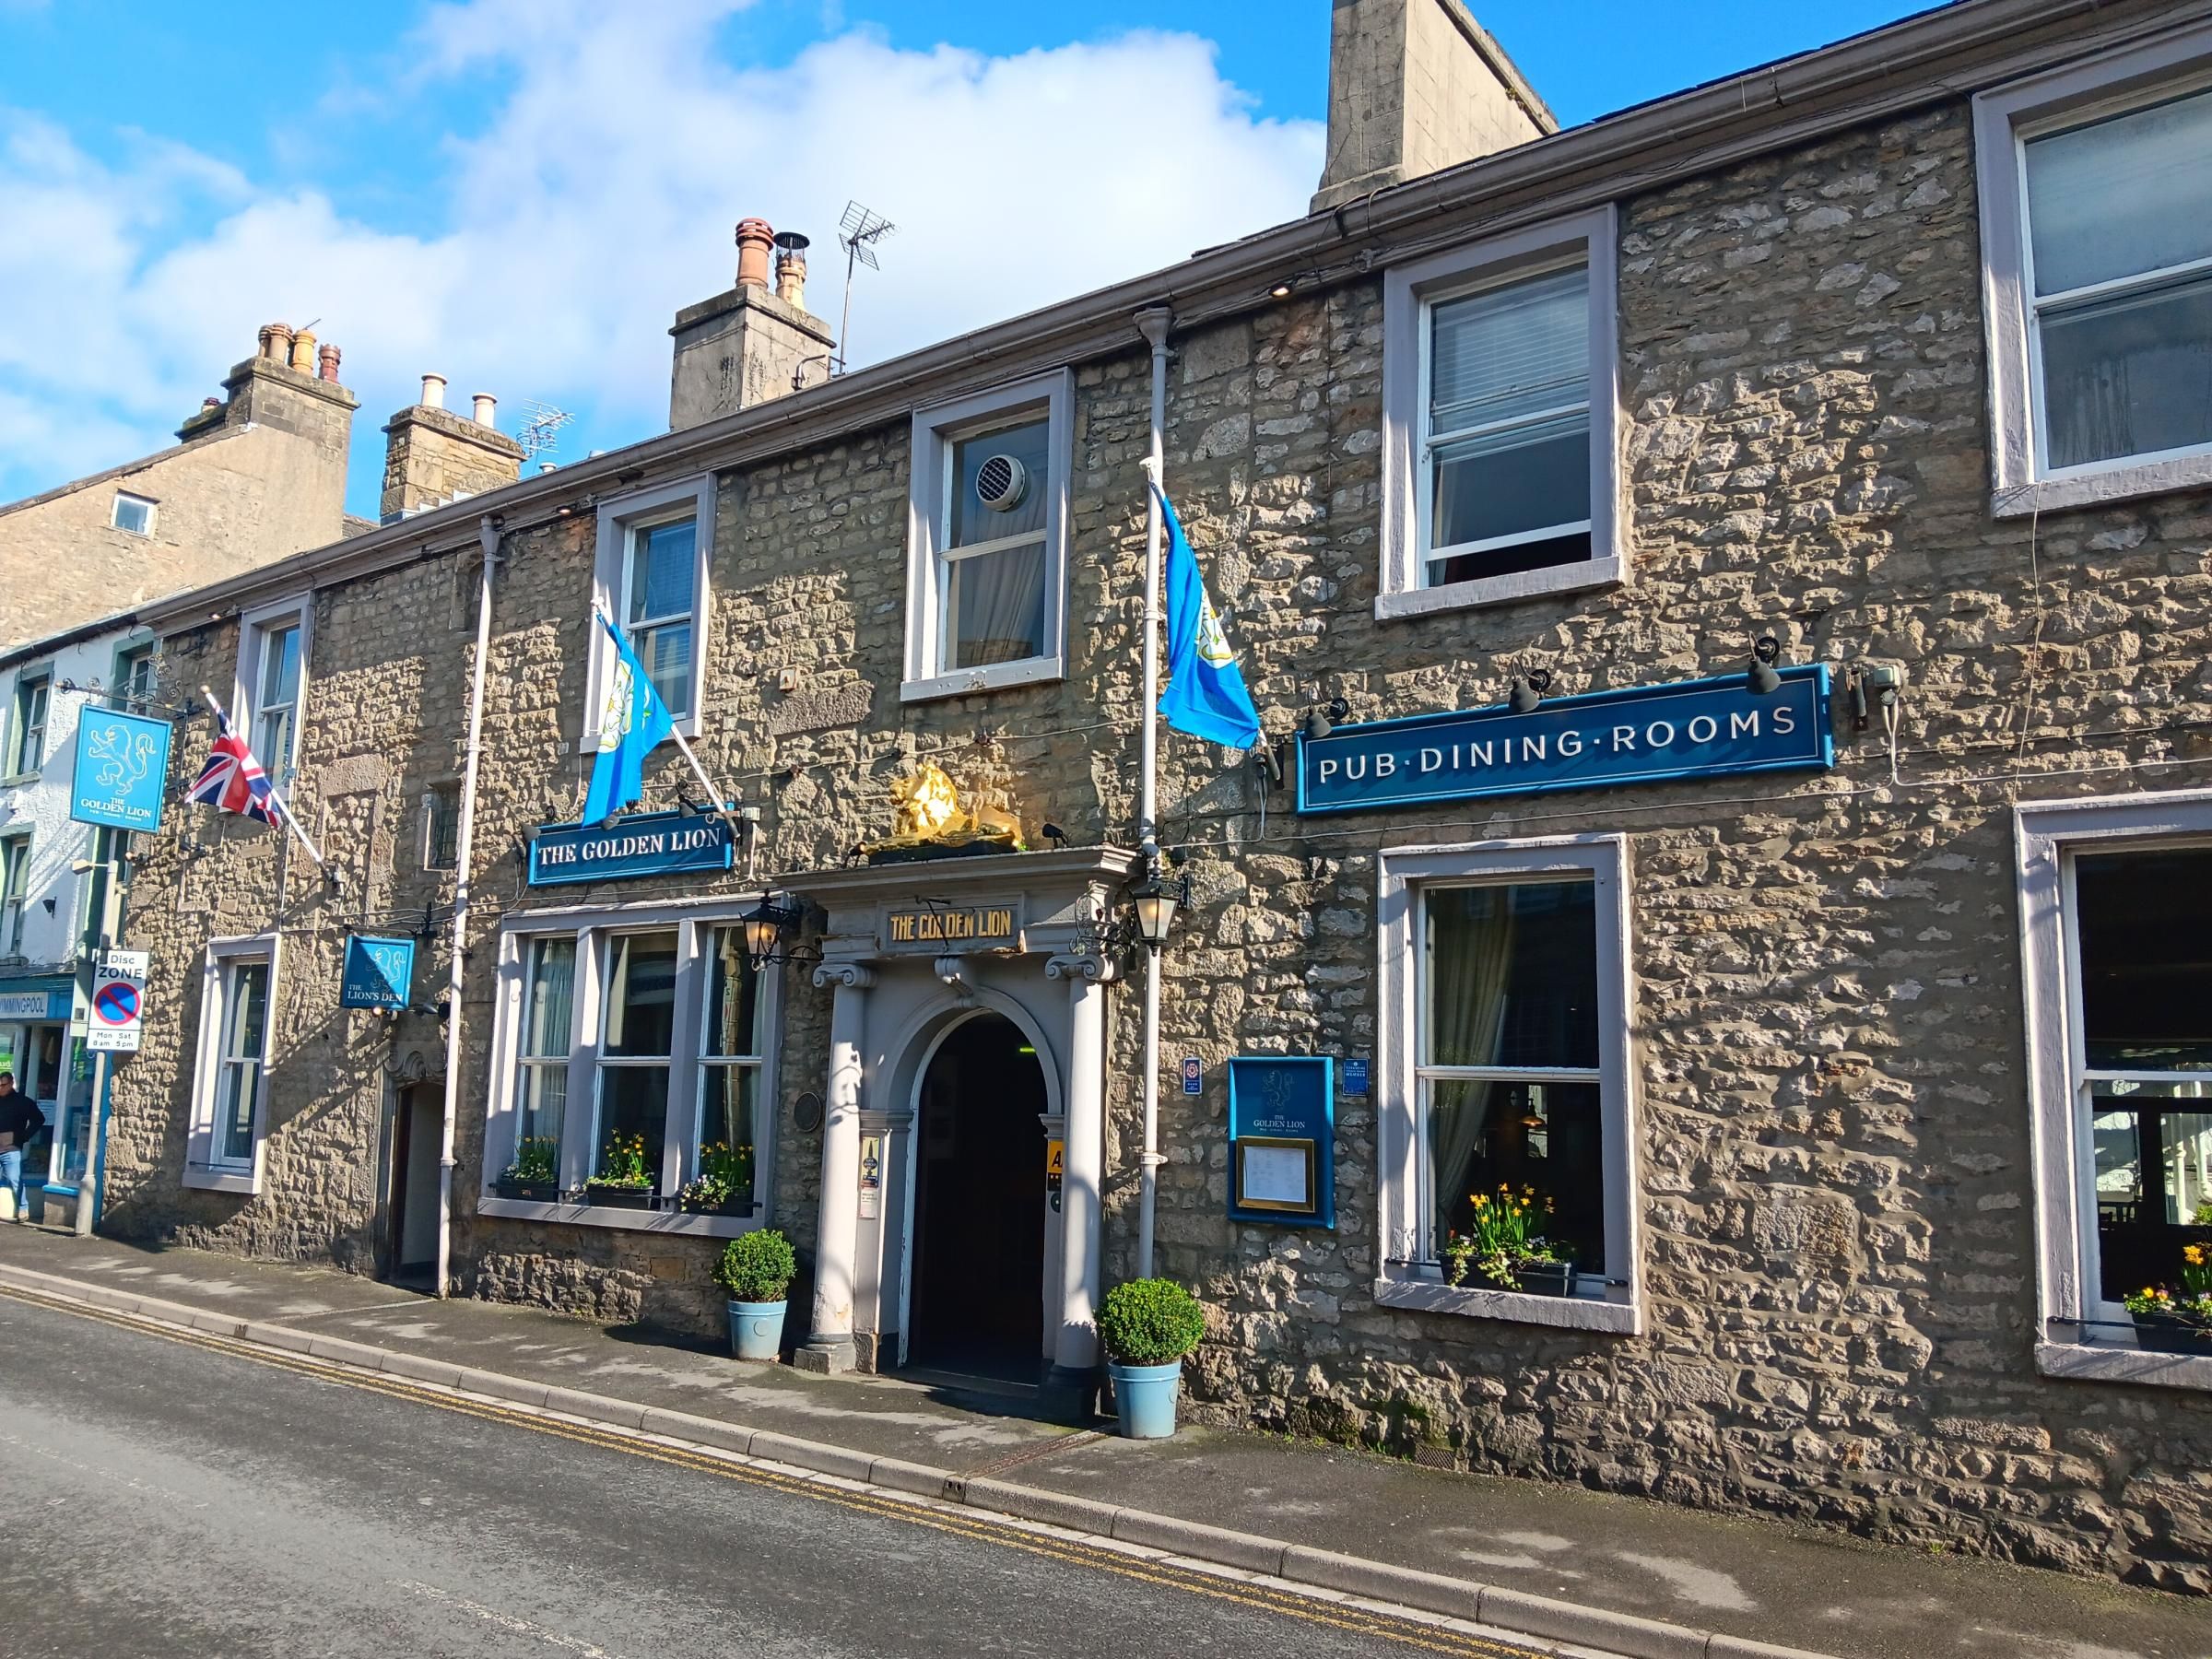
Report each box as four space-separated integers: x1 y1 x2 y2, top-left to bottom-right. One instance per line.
1 1283 1547 1658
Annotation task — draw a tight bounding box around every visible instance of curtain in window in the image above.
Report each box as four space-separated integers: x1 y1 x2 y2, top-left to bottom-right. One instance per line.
950 545 1047 667
1426 890 1517 1241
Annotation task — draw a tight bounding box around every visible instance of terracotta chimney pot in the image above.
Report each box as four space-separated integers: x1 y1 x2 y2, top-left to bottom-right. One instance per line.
265 323 295 364
289 328 317 373
420 372 447 410
317 343 342 383
472 393 497 429
735 218 774 290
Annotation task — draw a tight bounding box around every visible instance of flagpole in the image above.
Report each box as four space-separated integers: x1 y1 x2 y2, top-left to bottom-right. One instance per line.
1135 305 1171 1280
197 684 331 872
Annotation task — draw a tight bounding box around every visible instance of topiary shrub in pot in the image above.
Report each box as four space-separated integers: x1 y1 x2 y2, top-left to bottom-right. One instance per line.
1097 1277 1206 1439
714 1229 797 1361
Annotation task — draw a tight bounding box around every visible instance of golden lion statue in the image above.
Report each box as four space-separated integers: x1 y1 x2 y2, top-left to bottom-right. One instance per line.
874 760 1025 857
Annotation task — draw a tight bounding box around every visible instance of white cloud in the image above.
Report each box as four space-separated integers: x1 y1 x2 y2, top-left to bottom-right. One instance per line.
0 6 1320 506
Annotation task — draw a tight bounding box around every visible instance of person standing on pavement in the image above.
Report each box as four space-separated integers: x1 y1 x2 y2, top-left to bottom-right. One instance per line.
0 1072 42 1222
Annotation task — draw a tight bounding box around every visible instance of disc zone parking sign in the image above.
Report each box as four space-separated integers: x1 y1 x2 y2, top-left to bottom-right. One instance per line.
88 949 148 1053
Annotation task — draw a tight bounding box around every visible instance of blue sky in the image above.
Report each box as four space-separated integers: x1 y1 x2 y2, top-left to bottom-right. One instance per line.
0 0 1936 520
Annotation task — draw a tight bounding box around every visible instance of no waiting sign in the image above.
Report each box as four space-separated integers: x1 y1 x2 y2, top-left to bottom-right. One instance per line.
88 949 148 1053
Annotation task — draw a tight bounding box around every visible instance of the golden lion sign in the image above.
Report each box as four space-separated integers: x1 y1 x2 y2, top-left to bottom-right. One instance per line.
872 760 1025 858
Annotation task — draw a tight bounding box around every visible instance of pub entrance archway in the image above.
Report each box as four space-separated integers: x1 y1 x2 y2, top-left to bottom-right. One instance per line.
905 1011 1046 1381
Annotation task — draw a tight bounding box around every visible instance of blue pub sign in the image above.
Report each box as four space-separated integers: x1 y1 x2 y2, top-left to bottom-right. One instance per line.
527 810 735 888
70 707 173 832
1227 1055 1335 1229
341 935 418 1011
1296 665 1832 815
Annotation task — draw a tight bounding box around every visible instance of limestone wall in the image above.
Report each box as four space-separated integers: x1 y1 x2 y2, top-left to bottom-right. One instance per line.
99 95 2212 1588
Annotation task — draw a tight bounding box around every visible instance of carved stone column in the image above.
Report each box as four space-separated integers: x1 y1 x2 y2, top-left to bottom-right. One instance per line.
797 959 875 1374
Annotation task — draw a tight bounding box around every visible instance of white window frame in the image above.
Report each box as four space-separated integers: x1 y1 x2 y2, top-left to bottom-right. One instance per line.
111 491 157 536
1380 206 1621 621
584 476 714 749
2018 788 2212 1392
6 668 50 779
0 832 30 958
479 893 780 1238
1975 20 2212 517
182 932 282 1194
1374 833 1641 1334
233 594 311 786
902 369 1073 702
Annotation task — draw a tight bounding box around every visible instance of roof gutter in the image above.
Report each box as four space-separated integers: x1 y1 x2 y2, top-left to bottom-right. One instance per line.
141 0 2206 633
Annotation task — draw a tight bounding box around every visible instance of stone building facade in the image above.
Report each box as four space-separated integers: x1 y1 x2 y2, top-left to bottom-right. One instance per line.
0 327 359 649
93 0 2212 1594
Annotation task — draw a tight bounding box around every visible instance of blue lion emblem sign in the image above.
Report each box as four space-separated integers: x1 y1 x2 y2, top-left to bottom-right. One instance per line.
72 708 174 832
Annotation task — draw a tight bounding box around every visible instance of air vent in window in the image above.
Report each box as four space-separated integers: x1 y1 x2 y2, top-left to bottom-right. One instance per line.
975 453 1029 512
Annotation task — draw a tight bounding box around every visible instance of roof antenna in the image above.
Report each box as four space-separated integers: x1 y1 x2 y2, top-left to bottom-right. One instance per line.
514 400 575 470
835 199 895 376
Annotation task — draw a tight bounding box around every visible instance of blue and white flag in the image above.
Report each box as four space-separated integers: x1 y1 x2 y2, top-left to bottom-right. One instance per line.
1154 481 1263 749
582 609 675 825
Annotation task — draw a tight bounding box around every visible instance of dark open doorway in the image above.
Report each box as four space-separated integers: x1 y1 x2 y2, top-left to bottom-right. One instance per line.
386 1086 441 1288
907 1013 1047 1382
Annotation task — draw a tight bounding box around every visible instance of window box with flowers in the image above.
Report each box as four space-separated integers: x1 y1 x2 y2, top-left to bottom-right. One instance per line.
677 1141 756 1217
496 1136 562 1202
2122 1229 2212 1356
1440 1182 1572 1297
584 1132 658 1210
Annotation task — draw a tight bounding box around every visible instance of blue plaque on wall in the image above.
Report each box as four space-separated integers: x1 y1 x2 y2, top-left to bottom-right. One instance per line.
70 707 173 832
341 935 417 1011
527 810 735 887
1297 665 1831 816
1227 1055 1335 1229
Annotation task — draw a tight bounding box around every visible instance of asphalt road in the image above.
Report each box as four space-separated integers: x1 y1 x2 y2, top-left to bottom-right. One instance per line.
0 1289 1547 1659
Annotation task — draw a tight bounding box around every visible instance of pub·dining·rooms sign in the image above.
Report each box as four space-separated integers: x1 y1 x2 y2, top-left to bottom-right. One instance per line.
1295 665 1832 815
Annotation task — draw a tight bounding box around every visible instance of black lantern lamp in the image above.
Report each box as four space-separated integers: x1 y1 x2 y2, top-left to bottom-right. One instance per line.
1304 696 1349 741
1128 865 1194 951
1747 634 1783 696
740 894 809 970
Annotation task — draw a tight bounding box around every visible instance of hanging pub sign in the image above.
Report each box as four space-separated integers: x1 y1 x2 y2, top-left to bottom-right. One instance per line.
527 810 735 888
1297 665 1831 816
71 707 174 832
340 935 418 1011
1227 1055 1335 1229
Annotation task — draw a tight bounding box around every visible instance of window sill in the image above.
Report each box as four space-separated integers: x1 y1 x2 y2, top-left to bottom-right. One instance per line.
475 1194 760 1238
900 655 1065 704
2035 1339 2212 1394
182 1165 260 1196
575 712 702 757
1376 557 1622 622
1994 450 2212 517
1372 1275 1642 1335
0 771 40 789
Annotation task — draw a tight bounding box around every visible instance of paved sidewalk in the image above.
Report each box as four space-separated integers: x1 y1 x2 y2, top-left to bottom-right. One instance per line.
3 1226 2204 1659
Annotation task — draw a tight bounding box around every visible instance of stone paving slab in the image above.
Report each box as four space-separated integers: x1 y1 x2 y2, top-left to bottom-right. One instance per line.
5 1227 2205 1659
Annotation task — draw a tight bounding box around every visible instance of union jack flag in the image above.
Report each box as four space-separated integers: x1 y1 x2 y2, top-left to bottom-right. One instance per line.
186 721 280 826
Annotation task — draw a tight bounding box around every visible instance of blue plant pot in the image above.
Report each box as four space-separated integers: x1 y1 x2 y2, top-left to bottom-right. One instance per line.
727 1299 786 1362
1107 1359 1183 1439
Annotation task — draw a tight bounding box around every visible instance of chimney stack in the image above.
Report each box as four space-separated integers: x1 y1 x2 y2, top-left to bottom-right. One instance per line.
667 215 837 431
1311 0 1553 213
379 371 523 523
181 322 357 449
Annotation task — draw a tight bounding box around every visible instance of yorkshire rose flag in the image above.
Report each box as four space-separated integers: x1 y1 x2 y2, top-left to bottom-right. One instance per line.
582 608 676 825
1152 481 1262 749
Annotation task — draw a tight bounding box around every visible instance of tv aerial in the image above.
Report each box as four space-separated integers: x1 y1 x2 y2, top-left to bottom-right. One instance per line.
835 200 896 375
514 399 575 467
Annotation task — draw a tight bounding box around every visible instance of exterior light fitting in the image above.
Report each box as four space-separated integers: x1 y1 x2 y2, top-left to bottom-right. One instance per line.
1305 697 1349 741
1268 280 1295 300
1130 866 1193 950
1508 669 1552 714
740 895 808 969
1747 635 1783 696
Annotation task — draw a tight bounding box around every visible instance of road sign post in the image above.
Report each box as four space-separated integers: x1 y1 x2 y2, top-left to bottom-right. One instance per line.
79 946 145 1239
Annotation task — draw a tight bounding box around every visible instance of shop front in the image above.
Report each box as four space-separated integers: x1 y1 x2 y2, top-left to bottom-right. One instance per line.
780 844 1136 1391
0 975 88 1216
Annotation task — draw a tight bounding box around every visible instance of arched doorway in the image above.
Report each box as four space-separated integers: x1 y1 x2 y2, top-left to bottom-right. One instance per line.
906 1012 1047 1380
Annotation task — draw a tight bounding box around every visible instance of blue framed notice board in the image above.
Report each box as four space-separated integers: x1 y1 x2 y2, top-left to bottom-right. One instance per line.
1227 1056 1335 1229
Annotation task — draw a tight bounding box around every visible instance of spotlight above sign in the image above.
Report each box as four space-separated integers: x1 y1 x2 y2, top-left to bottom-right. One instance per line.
1295 665 1832 816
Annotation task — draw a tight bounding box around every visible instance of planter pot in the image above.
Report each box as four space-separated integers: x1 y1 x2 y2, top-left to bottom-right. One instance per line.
496 1178 558 1202
1106 1359 1184 1439
2134 1315 2212 1356
1514 1261 1573 1299
583 1186 658 1211
680 1197 754 1218
727 1299 786 1361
